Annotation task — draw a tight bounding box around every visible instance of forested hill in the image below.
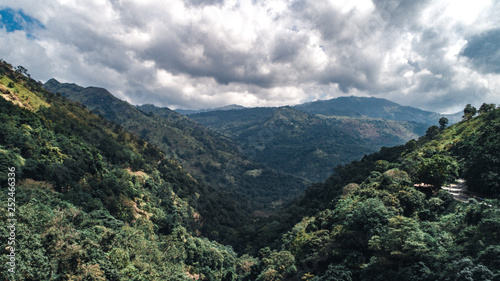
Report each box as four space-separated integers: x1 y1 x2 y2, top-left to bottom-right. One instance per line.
188 106 429 182
294 96 462 125
246 102 500 280
43 78 308 212
0 60 259 279
1 60 500 280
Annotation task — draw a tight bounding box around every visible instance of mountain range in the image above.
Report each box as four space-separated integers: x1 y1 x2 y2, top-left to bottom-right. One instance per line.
43 79 307 213
175 104 246 115
186 106 429 181
1 59 499 280
44 79 460 183
294 96 462 125
175 96 462 126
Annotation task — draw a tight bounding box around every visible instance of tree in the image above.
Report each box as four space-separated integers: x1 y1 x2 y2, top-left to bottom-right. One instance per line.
15 65 30 78
457 122 500 196
425 125 440 138
463 104 477 121
478 103 496 114
417 154 459 188
439 117 448 130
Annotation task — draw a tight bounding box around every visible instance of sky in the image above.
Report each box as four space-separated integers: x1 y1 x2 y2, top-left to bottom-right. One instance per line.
0 0 499 113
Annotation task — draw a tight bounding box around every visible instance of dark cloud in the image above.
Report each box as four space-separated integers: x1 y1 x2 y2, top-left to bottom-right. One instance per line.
372 0 430 29
291 0 345 41
461 29 500 74
185 0 225 7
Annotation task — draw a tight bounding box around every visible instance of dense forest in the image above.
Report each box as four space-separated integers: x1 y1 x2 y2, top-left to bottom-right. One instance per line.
42 79 308 210
186 106 429 182
1 60 500 280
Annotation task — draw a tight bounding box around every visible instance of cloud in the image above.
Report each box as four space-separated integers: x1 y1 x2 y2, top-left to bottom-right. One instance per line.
0 0 499 113
461 29 500 74
0 8 44 35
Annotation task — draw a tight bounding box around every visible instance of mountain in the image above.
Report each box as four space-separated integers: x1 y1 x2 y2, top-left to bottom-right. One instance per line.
294 96 462 125
188 106 429 182
0 60 254 280
43 79 308 214
174 104 246 115
2 59 499 280
247 104 500 280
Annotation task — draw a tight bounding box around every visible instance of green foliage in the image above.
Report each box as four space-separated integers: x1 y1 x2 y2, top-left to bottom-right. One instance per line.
479 102 496 114
43 79 307 214
257 106 500 280
463 104 477 121
456 114 500 196
189 106 428 182
417 154 459 188
0 60 249 280
425 125 440 138
439 117 448 130
2 60 500 280
256 250 296 281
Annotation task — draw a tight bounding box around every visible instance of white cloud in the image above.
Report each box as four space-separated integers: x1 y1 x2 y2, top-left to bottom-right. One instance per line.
0 0 499 113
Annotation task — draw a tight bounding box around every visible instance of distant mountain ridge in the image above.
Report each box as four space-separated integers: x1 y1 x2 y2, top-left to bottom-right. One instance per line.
189 106 429 182
44 78 458 183
174 104 246 115
294 96 462 125
176 96 462 125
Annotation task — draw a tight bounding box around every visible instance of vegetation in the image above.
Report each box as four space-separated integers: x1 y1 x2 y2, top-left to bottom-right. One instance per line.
188 107 428 182
0 60 252 280
293 96 462 125
245 103 500 280
1 59 499 280
43 79 307 209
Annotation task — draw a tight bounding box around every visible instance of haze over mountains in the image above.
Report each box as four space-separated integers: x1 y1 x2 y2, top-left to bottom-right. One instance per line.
175 104 247 115
174 96 462 126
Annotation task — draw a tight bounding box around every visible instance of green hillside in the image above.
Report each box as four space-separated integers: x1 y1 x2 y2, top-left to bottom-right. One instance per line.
247 103 500 280
0 60 258 280
2 59 499 280
188 106 428 182
43 79 308 212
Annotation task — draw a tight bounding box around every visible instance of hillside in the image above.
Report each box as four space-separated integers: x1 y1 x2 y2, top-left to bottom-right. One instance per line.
188 106 429 182
43 79 308 212
0 60 256 280
1 59 499 280
245 104 500 280
294 96 462 125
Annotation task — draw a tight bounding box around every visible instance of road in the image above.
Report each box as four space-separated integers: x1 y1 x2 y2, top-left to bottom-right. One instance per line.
441 179 469 202
442 179 495 208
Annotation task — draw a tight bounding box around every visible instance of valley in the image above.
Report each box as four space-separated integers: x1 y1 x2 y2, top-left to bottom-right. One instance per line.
1 59 499 280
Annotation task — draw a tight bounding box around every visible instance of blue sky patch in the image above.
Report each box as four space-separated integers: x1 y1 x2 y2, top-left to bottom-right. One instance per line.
0 8 44 37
